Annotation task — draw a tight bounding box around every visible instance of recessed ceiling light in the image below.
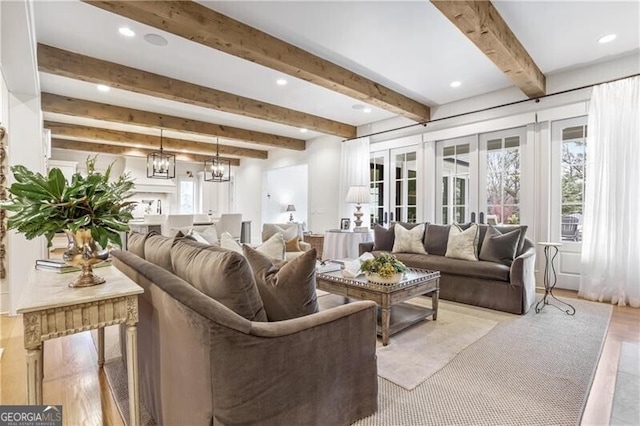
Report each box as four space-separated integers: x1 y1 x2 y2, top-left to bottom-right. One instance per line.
362 107 372 113
144 33 168 47
96 84 110 92
352 104 365 110
276 79 288 86
300 128 308 133
450 81 462 88
598 34 616 44
118 27 135 37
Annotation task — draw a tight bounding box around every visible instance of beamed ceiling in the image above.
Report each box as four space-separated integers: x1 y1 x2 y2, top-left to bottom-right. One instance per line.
33 1 640 166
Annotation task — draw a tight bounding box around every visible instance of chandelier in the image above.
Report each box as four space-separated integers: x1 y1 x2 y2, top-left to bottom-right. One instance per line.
204 138 231 182
146 129 175 179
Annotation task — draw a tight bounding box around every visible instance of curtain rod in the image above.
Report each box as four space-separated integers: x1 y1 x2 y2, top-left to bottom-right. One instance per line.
343 72 640 142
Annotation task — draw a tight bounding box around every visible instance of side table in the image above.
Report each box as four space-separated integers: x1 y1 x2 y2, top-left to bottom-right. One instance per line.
17 266 143 426
535 242 576 315
303 234 325 258
322 231 373 260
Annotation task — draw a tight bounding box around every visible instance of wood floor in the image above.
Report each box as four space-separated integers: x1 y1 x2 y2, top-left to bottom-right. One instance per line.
1 290 638 426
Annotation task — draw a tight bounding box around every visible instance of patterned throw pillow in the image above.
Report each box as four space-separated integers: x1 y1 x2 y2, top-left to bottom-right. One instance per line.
445 223 479 261
243 245 319 321
392 223 427 254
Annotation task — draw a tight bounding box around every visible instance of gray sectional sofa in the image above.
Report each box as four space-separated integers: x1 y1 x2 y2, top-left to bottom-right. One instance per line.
113 232 378 425
360 223 536 314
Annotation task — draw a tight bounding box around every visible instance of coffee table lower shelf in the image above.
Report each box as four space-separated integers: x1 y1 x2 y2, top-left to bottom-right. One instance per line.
377 302 435 337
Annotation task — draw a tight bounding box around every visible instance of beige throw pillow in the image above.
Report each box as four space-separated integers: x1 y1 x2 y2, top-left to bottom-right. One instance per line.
243 245 319 321
257 232 286 260
392 223 427 254
445 223 479 261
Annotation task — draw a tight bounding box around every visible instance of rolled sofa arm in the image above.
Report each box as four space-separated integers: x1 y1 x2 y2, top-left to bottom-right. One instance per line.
359 241 375 256
510 238 537 313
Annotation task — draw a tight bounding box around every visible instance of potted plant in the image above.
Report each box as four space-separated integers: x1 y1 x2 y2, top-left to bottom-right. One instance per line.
1 156 136 287
360 252 408 284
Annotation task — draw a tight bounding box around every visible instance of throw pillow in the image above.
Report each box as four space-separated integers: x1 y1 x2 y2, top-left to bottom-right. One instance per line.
258 232 286 260
190 230 211 245
220 231 243 254
479 226 521 266
199 225 219 245
392 223 427 254
285 237 301 252
445 223 479 261
425 224 451 256
243 245 319 321
262 223 299 242
373 224 395 251
171 239 267 322
127 231 149 259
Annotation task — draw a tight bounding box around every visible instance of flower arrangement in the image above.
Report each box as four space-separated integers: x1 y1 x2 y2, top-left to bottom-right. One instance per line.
360 252 408 278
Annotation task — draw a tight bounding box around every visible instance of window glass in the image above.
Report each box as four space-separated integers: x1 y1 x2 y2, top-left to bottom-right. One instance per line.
561 125 587 241
179 180 195 214
486 135 520 224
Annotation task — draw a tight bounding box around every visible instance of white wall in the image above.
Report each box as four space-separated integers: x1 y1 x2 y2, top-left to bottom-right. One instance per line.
262 164 308 225
235 135 342 242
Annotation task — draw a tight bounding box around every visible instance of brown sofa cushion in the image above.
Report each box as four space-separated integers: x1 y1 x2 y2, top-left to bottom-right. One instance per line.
479 226 520 266
373 224 395 251
425 224 450 255
127 231 149 259
144 233 177 272
477 224 528 255
170 239 267 322
243 245 319 321
390 252 510 282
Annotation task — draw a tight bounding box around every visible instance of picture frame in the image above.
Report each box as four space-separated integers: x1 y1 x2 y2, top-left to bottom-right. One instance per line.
340 217 351 231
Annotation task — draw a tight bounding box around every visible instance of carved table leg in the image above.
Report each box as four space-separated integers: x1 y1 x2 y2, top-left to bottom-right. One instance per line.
126 324 140 426
26 347 43 404
97 327 105 368
381 306 391 346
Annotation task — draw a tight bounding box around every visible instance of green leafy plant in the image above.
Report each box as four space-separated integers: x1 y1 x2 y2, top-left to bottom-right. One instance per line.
1 156 136 249
360 252 408 278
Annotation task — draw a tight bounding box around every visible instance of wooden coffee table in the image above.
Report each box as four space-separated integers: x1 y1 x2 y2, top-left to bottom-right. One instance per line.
316 268 440 345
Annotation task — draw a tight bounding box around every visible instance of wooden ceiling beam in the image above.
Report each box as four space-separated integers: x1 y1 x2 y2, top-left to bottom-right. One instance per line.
44 121 268 159
84 1 431 122
38 44 355 138
431 0 546 98
51 138 241 166
42 93 304 151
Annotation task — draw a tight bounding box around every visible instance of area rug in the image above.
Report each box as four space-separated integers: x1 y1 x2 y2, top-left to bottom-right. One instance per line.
354 297 612 426
319 293 513 390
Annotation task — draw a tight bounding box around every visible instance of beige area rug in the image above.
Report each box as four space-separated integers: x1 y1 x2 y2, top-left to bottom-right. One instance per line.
318 293 513 390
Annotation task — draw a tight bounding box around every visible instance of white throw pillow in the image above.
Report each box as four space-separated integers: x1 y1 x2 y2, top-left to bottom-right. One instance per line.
199 225 219 244
220 231 243 254
190 230 210 245
257 232 285 260
445 224 479 261
392 223 427 254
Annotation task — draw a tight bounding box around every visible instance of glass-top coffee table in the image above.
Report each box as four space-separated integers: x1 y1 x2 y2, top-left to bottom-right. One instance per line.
316 268 440 345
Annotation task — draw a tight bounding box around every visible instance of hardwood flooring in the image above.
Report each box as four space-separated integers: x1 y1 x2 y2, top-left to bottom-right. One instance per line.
0 289 638 426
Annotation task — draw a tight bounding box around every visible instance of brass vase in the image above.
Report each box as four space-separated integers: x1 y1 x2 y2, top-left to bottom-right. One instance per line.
62 229 109 288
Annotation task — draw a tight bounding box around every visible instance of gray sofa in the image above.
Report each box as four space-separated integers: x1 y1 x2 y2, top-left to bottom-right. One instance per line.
360 223 536 315
113 232 378 425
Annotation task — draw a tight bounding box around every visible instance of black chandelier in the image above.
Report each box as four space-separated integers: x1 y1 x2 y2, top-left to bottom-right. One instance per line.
204 138 231 182
147 129 175 179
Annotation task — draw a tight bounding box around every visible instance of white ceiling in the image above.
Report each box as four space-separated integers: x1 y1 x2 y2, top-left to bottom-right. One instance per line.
33 0 640 157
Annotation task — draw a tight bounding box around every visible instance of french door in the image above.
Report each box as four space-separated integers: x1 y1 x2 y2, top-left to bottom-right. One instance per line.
436 127 528 226
370 145 421 226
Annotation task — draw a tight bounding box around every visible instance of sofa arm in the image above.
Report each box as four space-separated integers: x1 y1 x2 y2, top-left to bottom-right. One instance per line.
359 241 375 256
212 301 378 425
298 240 312 252
510 238 537 313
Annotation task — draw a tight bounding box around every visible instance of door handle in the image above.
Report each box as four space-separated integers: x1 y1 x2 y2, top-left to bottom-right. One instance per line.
471 212 476 223
479 212 485 224
383 212 388 225
390 212 394 223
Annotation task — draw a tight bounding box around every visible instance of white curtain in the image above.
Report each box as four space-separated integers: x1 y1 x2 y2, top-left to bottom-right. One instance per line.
339 136 371 228
579 76 640 307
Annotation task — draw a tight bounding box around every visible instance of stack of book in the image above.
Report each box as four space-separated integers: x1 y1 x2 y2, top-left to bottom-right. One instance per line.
35 258 112 273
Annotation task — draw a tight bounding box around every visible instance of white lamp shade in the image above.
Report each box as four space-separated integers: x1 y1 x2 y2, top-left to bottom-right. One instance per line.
345 186 370 204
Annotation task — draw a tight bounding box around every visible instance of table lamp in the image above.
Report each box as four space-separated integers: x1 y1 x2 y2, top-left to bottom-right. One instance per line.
345 186 370 232
286 204 296 222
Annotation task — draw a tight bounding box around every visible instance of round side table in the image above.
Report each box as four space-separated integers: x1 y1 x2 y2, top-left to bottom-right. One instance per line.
535 242 576 315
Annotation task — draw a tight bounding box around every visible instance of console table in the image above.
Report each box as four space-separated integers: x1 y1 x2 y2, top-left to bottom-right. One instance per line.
535 242 576 315
17 266 143 426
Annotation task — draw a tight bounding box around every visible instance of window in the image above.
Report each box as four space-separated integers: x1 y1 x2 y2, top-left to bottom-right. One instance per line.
560 125 587 241
441 144 470 225
486 136 520 224
179 179 195 214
